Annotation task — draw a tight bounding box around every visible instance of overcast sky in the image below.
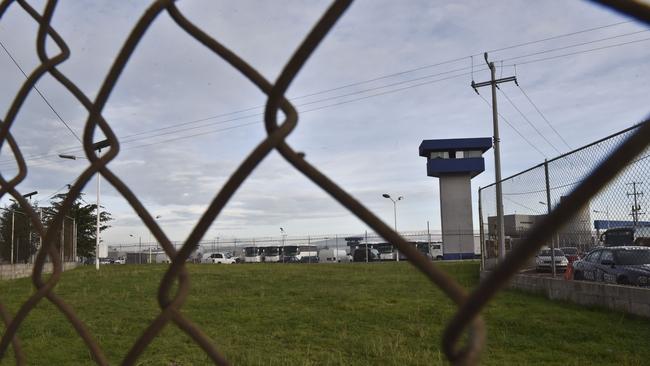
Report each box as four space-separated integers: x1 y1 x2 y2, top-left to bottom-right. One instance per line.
1 1 648 245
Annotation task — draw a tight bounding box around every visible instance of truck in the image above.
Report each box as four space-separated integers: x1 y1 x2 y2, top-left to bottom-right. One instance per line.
600 226 650 247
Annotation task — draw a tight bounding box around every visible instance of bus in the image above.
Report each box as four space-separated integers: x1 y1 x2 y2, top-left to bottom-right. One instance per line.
376 243 396 261
243 246 262 263
261 245 282 263
283 245 319 263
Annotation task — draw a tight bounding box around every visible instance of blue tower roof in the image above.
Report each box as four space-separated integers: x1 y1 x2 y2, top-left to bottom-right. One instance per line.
418 137 492 157
419 137 492 178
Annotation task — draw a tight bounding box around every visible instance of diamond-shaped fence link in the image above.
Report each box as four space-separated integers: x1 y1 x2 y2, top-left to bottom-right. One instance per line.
0 0 649 365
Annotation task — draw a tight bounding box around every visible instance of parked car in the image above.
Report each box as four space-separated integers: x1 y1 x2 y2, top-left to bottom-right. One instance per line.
535 248 568 272
352 247 380 262
573 246 650 286
113 257 126 265
99 258 113 265
202 252 236 264
560 247 581 263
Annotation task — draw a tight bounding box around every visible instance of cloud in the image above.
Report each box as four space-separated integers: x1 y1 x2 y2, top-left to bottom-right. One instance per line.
1 1 648 244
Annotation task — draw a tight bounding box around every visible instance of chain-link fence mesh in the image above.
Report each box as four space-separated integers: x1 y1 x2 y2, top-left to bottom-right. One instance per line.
0 0 648 365
480 122 650 270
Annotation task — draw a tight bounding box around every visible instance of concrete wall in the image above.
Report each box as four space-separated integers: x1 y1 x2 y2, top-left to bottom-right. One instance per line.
481 271 650 318
0 262 78 280
439 174 474 258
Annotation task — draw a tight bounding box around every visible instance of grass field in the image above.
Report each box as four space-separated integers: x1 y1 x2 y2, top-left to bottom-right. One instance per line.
0 261 649 365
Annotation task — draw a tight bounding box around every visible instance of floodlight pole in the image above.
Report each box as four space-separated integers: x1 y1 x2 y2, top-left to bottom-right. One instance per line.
382 193 403 262
58 139 108 270
10 211 14 264
96 162 101 270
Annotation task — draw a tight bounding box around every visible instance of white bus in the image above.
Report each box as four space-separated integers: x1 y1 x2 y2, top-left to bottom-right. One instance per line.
243 246 262 263
283 245 319 263
261 245 282 263
376 243 397 261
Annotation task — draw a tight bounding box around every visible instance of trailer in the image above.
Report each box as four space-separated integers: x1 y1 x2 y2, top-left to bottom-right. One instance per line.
318 248 350 263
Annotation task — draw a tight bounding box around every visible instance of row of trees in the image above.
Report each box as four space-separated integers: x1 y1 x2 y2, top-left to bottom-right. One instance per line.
0 194 112 263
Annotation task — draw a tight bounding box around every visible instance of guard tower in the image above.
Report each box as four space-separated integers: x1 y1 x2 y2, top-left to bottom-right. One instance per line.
419 138 492 259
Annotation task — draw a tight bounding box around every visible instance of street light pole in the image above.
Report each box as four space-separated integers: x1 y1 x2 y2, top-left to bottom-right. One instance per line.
382 193 403 262
95 165 101 270
59 139 108 270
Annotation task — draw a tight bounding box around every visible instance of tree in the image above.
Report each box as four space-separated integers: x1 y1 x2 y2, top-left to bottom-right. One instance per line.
48 193 112 258
0 201 39 263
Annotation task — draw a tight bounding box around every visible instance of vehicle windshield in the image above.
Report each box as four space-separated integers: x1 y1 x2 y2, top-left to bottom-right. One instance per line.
416 243 429 253
224 253 232 259
615 250 650 265
264 247 279 256
539 249 565 256
284 246 299 256
561 248 578 255
377 245 393 253
244 247 259 257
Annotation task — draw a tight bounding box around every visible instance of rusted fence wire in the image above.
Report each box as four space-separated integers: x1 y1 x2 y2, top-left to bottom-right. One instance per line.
0 0 648 365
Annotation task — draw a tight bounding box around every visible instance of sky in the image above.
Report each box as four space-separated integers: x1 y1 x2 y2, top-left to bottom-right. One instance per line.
0 1 648 246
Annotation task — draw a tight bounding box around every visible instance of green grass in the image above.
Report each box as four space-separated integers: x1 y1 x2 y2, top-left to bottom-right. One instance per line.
0 262 649 365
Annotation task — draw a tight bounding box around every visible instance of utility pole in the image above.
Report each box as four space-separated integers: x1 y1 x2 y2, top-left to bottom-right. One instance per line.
471 52 518 262
626 182 645 226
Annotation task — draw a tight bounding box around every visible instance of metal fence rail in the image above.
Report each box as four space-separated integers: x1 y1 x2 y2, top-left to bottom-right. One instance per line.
0 0 648 365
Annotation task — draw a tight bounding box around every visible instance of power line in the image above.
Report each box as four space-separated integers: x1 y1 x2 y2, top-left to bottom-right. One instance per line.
504 37 650 67
6 21 639 161
501 29 649 63
3 25 648 167
0 40 83 145
476 93 547 159
0 69 476 168
517 84 572 151
498 87 563 155
485 20 633 53
281 21 635 102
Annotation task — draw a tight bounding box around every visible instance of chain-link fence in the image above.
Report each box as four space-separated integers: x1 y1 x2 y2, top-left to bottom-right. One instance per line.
106 230 462 264
0 0 649 365
480 121 650 271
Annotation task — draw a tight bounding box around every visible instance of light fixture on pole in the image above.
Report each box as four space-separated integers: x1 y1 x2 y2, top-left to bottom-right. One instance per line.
59 139 109 270
382 193 403 262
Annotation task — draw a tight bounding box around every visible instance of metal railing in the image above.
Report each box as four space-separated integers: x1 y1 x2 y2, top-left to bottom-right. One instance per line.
0 0 648 365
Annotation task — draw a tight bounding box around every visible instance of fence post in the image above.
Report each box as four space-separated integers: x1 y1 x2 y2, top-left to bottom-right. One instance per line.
61 219 65 263
73 218 77 262
544 159 556 277
478 187 485 271
10 210 14 264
